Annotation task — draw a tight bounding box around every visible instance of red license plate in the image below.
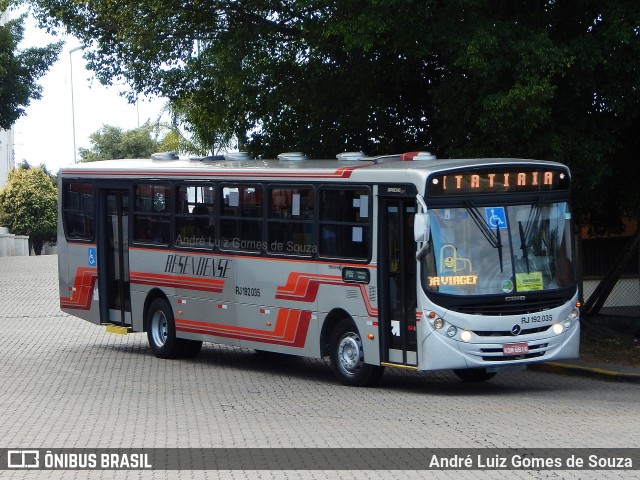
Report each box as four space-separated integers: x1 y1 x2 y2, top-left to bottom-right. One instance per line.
503 343 529 355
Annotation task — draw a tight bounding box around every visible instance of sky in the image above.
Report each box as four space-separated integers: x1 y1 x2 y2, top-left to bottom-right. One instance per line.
13 10 166 173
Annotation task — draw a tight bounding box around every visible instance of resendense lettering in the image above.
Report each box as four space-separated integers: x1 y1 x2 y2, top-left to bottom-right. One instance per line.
165 254 230 278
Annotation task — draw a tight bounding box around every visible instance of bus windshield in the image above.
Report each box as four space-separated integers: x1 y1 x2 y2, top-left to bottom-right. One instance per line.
423 201 575 296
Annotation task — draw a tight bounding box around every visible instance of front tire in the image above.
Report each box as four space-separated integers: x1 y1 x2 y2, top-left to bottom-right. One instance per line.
453 368 496 382
329 321 383 387
146 298 202 359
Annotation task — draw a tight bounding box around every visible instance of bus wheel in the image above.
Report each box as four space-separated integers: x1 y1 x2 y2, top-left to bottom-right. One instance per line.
146 298 202 359
453 368 496 382
329 321 383 387
147 298 178 358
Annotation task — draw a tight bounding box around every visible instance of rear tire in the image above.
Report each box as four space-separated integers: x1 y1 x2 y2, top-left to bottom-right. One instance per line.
329 320 384 387
146 298 202 359
453 368 496 382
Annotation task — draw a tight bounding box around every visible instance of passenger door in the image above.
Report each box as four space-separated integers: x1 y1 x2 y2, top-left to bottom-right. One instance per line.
98 188 132 326
378 190 418 366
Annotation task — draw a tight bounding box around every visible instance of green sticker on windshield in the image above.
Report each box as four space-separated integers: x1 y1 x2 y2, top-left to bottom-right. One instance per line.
502 279 514 293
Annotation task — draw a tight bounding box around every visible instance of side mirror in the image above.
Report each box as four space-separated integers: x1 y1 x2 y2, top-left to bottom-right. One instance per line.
414 213 430 243
414 194 431 260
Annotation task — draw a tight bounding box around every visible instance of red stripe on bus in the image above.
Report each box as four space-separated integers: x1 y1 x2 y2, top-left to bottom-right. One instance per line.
127 246 378 269
130 272 224 293
276 273 344 301
175 308 311 347
60 267 98 310
276 272 378 317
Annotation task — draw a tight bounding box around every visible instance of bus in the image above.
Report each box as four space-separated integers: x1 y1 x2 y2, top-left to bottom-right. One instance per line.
57 151 580 385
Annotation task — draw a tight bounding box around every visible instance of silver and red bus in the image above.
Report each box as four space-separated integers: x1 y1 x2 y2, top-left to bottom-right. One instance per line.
58 151 580 385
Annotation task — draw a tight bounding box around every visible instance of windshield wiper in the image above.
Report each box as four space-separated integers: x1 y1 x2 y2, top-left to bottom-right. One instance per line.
465 201 504 273
518 221 530 273
518 198 543 273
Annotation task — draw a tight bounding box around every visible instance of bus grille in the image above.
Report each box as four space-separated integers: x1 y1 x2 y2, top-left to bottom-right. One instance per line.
473 326 549 337
451 298 566 316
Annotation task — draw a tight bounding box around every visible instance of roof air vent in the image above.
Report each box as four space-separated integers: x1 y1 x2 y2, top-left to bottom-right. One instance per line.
151 152 179 160
224 152 252 161
414 151 437 161
401 151 437 161
277 152 308 161
336 151 367 161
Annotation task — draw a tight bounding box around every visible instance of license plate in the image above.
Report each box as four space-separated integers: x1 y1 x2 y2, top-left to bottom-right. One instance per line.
503 343 529 355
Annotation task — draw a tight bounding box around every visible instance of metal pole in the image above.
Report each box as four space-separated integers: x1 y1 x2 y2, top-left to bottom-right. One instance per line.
69 46 82 164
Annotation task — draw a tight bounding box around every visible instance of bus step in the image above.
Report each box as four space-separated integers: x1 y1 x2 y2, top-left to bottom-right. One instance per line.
380 362 418 370
105 325 130 335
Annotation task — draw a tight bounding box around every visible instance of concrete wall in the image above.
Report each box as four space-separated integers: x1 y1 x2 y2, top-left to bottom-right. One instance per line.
0 228 29 257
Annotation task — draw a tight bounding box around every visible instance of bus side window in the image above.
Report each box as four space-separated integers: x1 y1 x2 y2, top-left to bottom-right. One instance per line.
175 184 215 249
220 185 263 252
133 183 171 245
267 186 314 256
318 187 370 260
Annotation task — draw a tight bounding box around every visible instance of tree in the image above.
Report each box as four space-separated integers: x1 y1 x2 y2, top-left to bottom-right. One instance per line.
0 1 61 130
30 0 640 229
421 1 640 232
0 166 57 255
29 0 433 159
78 123 161 161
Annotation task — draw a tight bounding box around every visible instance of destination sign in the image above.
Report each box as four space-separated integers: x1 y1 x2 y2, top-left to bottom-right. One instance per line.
428 167 570 196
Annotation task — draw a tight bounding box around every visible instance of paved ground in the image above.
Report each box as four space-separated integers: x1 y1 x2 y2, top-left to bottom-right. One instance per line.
1 255 639 480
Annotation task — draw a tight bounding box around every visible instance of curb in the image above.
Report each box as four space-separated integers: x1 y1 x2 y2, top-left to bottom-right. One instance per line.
529 362 640 383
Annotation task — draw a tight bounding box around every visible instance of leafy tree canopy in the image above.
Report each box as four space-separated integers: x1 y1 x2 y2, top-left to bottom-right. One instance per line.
0 166 57 254
79 123 161 161
0 0 61 130
30 0 640 229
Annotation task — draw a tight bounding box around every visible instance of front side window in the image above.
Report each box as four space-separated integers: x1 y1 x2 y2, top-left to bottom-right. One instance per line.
63 182 95 241
423 201 575 296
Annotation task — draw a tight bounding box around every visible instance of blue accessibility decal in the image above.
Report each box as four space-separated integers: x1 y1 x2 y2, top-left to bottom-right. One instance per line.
484 207 507 229
88 247 97 266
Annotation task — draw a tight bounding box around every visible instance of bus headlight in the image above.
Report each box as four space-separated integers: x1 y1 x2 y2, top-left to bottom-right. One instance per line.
460 330 472 342
446 326 457 337
563 307 580 330
552 323 564 335
434 318 444 330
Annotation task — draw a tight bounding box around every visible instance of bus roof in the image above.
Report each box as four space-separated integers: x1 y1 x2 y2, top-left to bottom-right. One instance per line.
58 154 567 183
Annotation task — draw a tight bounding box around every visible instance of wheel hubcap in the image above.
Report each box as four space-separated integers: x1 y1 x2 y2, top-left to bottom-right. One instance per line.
151 311 168 347
338 333 363 375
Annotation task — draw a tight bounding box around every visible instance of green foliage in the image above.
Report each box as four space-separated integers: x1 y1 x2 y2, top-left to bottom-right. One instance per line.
424 1 640 230
30 0 640 229
0 167 57 254
78 123 161 161
0 3 62 129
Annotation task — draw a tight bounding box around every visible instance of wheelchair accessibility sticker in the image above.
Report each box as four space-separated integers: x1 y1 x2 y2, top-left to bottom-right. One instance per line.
88 247 97 266
484 207 507 229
